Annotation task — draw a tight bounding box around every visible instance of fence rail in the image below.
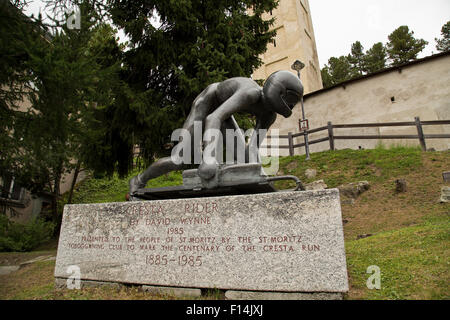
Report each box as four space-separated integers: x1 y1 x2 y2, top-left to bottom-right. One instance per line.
263 117 450 156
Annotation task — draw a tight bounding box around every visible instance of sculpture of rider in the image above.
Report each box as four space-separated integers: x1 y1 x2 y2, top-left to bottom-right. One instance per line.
128 70 303 198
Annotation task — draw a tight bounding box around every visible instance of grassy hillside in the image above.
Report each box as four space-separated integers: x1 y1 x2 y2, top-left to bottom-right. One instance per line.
1 146 449 300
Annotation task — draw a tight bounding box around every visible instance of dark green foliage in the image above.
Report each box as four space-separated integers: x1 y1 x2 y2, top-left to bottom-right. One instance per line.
1 1 132 223
386 26 428 66
321 41 387 88
0 214 55 252
320 65 333 88
233 112 257 132
72 22 135 178
435 21 450 52
363 42 387 74
108 0 278 166
320 56 353 88
321 41 369 88
347 41 365 76
0 1 41 178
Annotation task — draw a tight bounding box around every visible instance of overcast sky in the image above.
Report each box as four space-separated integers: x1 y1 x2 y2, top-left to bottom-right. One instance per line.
25 0 450 68
309 0 450 67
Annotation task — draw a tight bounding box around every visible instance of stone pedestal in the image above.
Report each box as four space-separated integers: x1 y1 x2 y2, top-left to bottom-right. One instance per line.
54 189 348 298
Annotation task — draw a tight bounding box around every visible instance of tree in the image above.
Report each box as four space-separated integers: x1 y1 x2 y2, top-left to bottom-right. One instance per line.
347 41 365 76
320 65 333 88
386 26 428 66
320 56 353 88
435 21 450 52
0 2 79 220
0 1 40 176
0 1 129 222
39 0 136 180
73 23 135 180
363 42 387 74
106 0 278 167
0 0 53 192
320 25 427 87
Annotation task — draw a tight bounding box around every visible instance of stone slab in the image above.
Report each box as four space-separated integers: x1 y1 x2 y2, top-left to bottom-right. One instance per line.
440 186 450 203
0 266 20 275
225 290 343 300
304 180 327 191
54 189 348 293
142 285 202 297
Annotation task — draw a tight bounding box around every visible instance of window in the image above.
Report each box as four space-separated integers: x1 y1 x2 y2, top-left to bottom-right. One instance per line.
300 1 313 33
300 0 308 15
304 29 312 40
0 175 25 202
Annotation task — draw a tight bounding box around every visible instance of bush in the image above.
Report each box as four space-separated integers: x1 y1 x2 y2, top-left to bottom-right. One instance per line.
0 214 55 252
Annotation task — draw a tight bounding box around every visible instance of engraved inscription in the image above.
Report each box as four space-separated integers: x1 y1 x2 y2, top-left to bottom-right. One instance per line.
65 200 322 269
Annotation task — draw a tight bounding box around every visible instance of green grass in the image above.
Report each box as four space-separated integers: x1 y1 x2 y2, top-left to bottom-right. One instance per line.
346 212 449 300
65 169 183 204
0 249 56 266
274 145 423 189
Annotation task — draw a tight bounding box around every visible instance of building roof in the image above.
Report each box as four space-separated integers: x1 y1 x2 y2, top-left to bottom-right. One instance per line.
304 51 450 100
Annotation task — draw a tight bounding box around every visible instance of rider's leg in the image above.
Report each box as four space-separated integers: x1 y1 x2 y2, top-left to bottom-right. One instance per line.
129 157 185 194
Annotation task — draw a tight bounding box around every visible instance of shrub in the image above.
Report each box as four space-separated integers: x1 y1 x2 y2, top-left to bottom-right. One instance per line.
0 214 55 252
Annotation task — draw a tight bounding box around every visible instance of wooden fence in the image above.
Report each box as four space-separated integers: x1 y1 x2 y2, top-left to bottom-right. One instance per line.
265 117 450 156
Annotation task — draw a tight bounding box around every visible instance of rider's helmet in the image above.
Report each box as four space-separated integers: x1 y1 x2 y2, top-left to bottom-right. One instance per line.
262 70 303 118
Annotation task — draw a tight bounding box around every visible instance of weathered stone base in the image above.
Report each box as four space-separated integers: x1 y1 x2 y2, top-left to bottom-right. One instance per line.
142 285 202 297
55 278 341 300
224 290 343 300
0 266 20 275
55 278 202 297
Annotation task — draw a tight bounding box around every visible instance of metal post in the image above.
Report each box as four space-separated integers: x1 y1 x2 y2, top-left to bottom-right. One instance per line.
327 121 335 151
292 59 310 160
415 116 427 151
300 97 310 160
288 132 294 156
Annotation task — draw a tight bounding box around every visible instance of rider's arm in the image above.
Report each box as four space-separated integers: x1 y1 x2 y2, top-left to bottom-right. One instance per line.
199 89 261 179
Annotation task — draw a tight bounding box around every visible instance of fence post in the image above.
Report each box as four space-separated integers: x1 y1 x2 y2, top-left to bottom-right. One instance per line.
414 117 427 151
327 121 335 151
288 132 294 156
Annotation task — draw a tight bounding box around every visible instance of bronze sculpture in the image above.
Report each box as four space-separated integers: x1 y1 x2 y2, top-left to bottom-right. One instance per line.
128 70 303 200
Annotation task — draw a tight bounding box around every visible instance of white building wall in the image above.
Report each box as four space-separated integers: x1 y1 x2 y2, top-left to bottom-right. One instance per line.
265 53 450 156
